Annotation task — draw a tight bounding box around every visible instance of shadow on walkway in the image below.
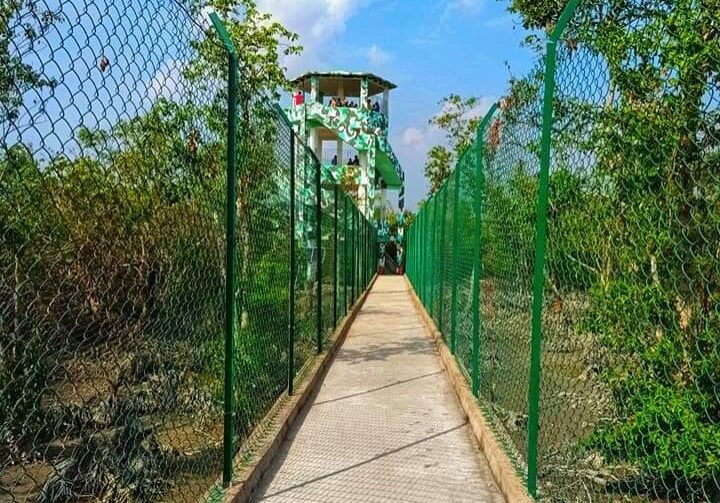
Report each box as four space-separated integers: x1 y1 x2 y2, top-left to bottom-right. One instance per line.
251 276 505 503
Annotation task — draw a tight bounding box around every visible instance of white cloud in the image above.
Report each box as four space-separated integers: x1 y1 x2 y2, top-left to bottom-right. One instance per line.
402 127 425 148
395 95 497 209
482 15 513 28
452 0 482 9
256 0 375 76
443 0 483 17
367 44 391 67
400 123 445 156
467 96 497 119
438 95 496 121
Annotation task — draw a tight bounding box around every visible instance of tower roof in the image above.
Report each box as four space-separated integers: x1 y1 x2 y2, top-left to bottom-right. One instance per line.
290 71 397 96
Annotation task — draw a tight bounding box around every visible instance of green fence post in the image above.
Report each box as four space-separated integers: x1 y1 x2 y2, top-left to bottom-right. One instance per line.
364 219 368 286
365 219 369 286
420 203 425 302
333 184 338 327
429 197 437 318
438 184 448 334
358 209 361 289
363 218 367 287
412 222 417 283
361 216 365 288
374 226 377 276
288 131 296 396
343 192 349 314
210 12 237 488
526 0 578 496
449 156 462 355
429 198 433 307
351 204 356 303
409 225 413 280
424 201 429 306
417 213 422 296
358 209 362 292
373 226 376 278
471 104 499 399
420 212 424 290
315 160 322 353
414 219 418 282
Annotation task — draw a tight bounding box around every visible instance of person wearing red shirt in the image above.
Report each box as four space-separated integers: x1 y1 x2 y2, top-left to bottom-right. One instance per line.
293 90 304 106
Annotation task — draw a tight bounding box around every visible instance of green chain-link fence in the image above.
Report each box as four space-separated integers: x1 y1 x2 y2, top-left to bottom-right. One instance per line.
0 2 376 501
407 0 719 501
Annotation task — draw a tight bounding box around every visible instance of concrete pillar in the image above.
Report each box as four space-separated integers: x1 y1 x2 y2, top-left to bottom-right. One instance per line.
310 76 319 104
358 151 369 216
309 127 321 158
360 77 369 109
383 89 390 124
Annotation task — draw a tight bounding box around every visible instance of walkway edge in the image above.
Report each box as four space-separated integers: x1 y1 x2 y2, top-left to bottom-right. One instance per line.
207 275 379 503
404 275 534 503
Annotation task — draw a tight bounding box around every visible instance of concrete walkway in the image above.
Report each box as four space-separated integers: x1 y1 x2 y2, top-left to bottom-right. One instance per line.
252 276 504 503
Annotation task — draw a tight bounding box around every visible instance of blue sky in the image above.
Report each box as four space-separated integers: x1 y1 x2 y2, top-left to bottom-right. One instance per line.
260 0 537 210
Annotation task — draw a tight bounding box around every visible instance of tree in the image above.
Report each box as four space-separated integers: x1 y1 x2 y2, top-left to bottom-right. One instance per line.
1 0 61 457
1 0 307 498
187 0 301 103
505 0 720 497
423 145 453 195
423 94 486 195
0 0 61 145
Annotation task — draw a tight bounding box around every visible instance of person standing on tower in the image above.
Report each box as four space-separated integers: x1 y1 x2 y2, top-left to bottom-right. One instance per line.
293 89 304 106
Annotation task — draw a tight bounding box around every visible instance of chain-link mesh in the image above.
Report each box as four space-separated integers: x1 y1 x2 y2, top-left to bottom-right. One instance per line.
536 1 719 500
454 146 479 389
406 0 719 501
0 1 376 501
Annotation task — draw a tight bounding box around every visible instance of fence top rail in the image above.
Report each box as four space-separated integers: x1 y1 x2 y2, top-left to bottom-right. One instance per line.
210 12 237 55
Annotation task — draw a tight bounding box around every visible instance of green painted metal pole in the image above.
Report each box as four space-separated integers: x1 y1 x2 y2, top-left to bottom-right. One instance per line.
351 204 356 303
358 214 361 291
418 213 422 297
406 226 410 278
359 210 362 288
344 194 348 314
333 184 338 327
288 131 296 396
363 218 367 286
363 219 370 290
315 160 322 354
526 44 555 494
411 225 415 281
420 204 425 302
426 200 431 305
449 157 462 355
410 223 414 281
471 104 499 400
358 209 362 292
423 208 427 301
362 217 365 287
438 184 448 334
429 197 437 318
210 12 238 488
365 220 368 285
414 222 418 282
527 2 578 495
372 226 375 276
420 212 424 291
430 202 435 299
